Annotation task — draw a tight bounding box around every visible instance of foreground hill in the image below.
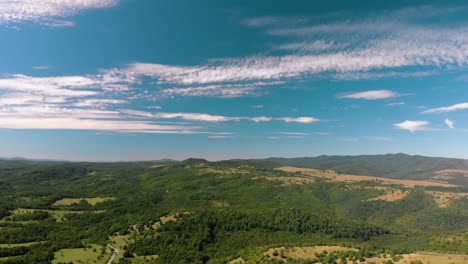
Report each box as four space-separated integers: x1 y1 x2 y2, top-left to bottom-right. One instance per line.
0 155 467 263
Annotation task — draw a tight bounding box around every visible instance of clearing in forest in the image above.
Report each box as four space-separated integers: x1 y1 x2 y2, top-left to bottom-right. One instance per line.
264 246 468 263
10 208 105 222
253 175 315 185
431 169 468 182
277 166 459 188
425 191 468 207
52 197 116 206
52 244 111 264
365 252 468 264
152 214 178 229
367 187 409 202
264 246 357 261
0 242 41 248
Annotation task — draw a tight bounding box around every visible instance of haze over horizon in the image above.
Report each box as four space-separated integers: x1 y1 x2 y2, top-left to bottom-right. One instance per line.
1 0 468 161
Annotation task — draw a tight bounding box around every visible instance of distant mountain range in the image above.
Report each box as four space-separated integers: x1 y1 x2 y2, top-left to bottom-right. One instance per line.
245 154 468 185
3 153 468 183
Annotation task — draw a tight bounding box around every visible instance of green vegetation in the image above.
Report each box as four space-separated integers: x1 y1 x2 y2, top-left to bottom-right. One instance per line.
52 244 110 264
0 156 466 263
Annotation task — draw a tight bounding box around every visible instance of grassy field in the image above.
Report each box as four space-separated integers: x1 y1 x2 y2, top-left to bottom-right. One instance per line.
10 208 105 222
367 187 409 202
425 191 468 207
152 214 179 229
265 246 357 261
253 175 315 185
0 256 21 262
367 252 468 264
263 246 468 263
277 166 460 187
0 242 40 248
52 197 116 206
52 244 111 264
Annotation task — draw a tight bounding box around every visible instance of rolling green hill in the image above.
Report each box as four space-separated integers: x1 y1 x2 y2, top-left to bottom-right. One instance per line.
0 155 467 263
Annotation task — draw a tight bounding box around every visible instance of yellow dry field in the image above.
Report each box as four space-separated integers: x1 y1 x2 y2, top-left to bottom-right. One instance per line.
367 187 409 202
152 214 178 229
52 197 116 206
264 246 468 264
432 169 468 182
228 257 245 263
265 246 357 261
425 191 468 207
277 166 459 188
366 252 468 264
253 176 315 185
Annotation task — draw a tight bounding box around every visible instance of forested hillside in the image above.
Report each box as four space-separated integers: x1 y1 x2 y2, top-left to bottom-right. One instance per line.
251 154 468 184
0 156 467 263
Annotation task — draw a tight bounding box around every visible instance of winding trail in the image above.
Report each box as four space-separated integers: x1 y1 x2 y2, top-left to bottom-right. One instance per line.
106 244 119 264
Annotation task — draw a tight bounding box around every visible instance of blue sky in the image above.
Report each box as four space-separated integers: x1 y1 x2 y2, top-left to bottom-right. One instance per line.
1 0 468 161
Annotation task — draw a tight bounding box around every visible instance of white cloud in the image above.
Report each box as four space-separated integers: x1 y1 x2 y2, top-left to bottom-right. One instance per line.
0 0 119 26
423 102 468 114
278 132 310 135
0 105 121 119
276 40 339 52
243 16 307 27
339 90 397 100
385 102 405 106
208 135 232 139
251 104 264 109
119 29 468 85
153 112 237 122
163 84 258 98
74 99 127 108
118 110 317 124
0 74 99 97
251 116 273 122
445 118 455 129
162 81 284 98
0 94 64 106
0 117 201 134
119 109 154 118
277 117 319 123
32 65 49 70
394 120 429 132
362 136 391 141
338 137 359 142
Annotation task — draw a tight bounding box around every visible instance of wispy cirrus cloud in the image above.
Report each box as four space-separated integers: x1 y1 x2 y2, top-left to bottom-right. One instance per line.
422 102 468 114
385 102 405 107
0 74 99 97
362 136 391 141
120 110 318 124
32 65 49 70
338 90 398 100
114 26 468 85
0 0 119 27
445 118 455 129
275 40 339 52
161 81 284 98
0 117 202 134
394 120 429 132
277 117 319 123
